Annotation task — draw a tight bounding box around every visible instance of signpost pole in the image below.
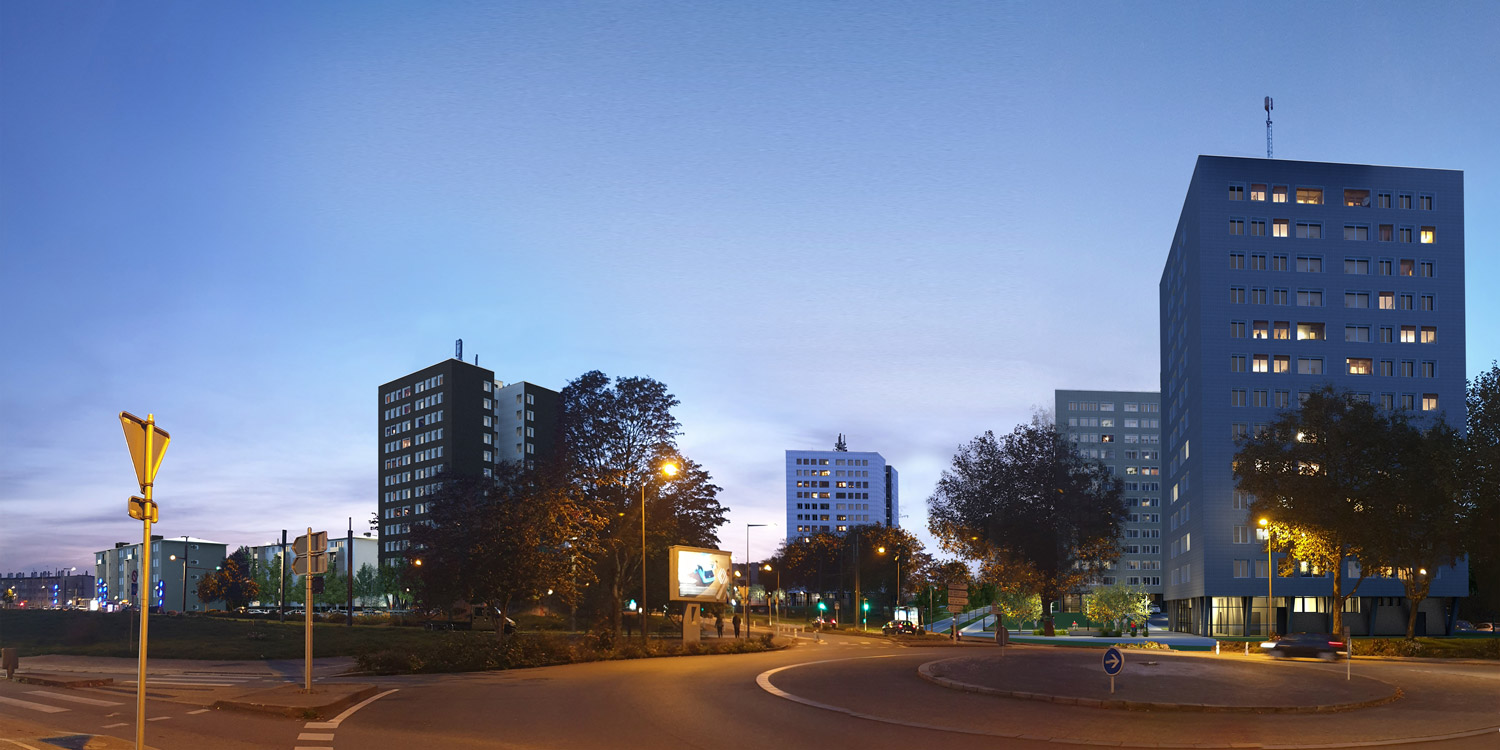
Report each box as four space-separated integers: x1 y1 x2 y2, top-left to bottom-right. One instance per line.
304 526 313 693
134 423 152 750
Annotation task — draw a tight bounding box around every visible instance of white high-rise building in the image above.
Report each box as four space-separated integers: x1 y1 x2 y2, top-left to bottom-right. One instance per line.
784 448 898 541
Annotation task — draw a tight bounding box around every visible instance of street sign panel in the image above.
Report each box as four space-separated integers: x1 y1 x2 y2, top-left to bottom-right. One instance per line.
119 412 170 488
947 604 963 613
128 495 158 523
292 532 328 556
292 553 328 576
131 570 138 583
1102 646 1124 676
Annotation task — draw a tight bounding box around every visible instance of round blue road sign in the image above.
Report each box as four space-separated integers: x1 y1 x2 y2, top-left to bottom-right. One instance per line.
1102 645 1124 676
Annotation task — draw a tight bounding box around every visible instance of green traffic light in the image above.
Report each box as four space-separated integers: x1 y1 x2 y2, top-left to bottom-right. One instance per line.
817 601 826 611
862 601 869 611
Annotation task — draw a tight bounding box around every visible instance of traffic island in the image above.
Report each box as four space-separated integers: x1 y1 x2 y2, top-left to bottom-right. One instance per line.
213 683 379 720
9 672 116 688
918 650 1401 712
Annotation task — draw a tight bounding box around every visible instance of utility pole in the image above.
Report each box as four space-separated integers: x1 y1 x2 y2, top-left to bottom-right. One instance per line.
346 517 354 627
279 530 287 623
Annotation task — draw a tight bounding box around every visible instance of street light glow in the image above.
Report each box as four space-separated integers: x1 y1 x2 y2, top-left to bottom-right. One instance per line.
661 462 679 477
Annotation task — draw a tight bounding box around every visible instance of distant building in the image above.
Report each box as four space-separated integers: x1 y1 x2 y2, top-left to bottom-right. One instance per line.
0 569 95 609
378 354 560 567
94 537 227 612
1055 390 1163 605
246 534 380 608
785 447 898 541
1159 155 1467 636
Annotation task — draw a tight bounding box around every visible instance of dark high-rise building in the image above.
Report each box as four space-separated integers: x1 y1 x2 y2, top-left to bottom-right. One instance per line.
1159 156 1466 636
378 355 559 567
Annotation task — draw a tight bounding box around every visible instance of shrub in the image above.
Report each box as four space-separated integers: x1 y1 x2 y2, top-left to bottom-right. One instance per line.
1118 641 1172 650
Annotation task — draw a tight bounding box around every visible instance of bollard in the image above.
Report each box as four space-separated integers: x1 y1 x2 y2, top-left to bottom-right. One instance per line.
1215 640 1220 655
2 648 17 680
1245 641 1249 656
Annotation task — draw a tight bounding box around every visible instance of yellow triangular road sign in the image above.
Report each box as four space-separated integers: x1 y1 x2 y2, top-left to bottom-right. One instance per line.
120 411 170 488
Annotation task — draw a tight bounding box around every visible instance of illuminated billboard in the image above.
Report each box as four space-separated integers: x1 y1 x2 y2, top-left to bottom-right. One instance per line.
668 545 732 603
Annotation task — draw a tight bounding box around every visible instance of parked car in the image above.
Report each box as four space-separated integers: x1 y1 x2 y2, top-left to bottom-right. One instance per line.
811 616 838 630
1262 633 1344 661
1455 619 1476 632
1148 603 1162 614
1475 622 1495 632
882 621 919 635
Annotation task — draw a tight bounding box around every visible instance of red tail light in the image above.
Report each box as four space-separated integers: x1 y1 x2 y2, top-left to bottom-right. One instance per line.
1329 640 1344 648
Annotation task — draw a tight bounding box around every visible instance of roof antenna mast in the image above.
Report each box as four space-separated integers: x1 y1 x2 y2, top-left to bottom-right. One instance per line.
1264 96 1274 159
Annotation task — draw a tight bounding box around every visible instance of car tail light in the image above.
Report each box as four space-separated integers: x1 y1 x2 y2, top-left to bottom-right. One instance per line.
1328 640 1344 648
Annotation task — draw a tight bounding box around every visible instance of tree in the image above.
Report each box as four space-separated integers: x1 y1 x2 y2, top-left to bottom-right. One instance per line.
1082 584 1152 628
374 562 406 610
354 564 379 608
1462 362 1500 622
559 370 727 638
990 590 1043 628
408 463 601 645
252 552 290 609
928 416 1126 635
196 547 259 611
1236 387 1397 636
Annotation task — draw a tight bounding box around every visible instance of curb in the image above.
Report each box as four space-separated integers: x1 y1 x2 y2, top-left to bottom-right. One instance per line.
916 659 1403 713
212 684 379 720
10 673 116 688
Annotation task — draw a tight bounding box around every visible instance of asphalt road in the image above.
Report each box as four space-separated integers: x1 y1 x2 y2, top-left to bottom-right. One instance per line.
3 634 1497 749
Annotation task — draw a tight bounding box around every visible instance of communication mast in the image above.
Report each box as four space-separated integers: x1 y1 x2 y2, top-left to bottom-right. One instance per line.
1264 96 1274 159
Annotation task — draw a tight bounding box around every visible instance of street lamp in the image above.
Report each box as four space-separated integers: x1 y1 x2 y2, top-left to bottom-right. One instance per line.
762 564 779 626
746 523 768 638
878 546 901 625
1259 517 1274 637
641 461 679 641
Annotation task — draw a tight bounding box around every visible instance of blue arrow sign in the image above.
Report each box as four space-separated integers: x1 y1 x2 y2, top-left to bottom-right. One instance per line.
1102 646 1124 675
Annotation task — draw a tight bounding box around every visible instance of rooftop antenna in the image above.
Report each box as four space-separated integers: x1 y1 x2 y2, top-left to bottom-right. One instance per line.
1264 96 1274 159
455 338 463 361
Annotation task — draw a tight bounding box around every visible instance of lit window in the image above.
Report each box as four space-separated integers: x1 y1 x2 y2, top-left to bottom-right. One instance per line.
1273 355 1290 374
1420 326 1436 344
1273 185 1288 203
1347 358 1373 375
1400 326 1416 343
1273 321 1290 340
1297 322 1324 340
1420 227 1434 244
1379 292 1394 310
1252 320 1268 339
1252 355 1268 373
1273 219 1289 238
1422 394 1438 411
1250 184 1267 201
1296 187 1323 204
1344 189 1370 207
1400 259 1414 276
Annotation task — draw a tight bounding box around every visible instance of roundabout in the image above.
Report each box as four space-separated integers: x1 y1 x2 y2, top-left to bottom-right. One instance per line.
756 644 1500 748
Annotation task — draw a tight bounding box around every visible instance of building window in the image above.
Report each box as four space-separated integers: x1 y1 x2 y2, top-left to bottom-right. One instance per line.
1400 258 1415 276
1399 293 1413 310
1230 389 1247 407
1401 394 1415 410
1250 252 1267 268
1345 325 1370 342
1275 390 1290 408
1379 360 1394 377
1273 355 1290 374
1230 287 1246 304
1252 390 1269 407
1252 354 1268 373
1379 225 1393 242
1419 195 1432 210
1250 183 1267 201
1380 393 1395 410
1344 189 1370 207
1230 355 1247 373
1250 287 1267 304
1347 358 1373 375
1422 394 1438 411
1229 219 1245 235
1379 326 1394 343
1400 360 1415 377
1420 361 1436 378
1272 288 1288 305
1273 321 1290 340
1296 256 1322 273
1229 185 1245 201
1296 223 1322 239
1250 221 1266 237
1377 291 1394 310
1230 321 1246 338
1419 261 1434 277
1399 194 1412 209
1420 294 1435 311
1273 219 1289 238
1297 358 1323 375
1343 226 1368 241
1233 526 1252 544
1229 252 1245 269
1400 325 1416 343
1234 560 1251 578
1344 292 1369 309
1344 258 1369 274
1420 326 1436 344
1251 320 1268 339
1378 258 1393 275
1296 290 1322 307
1273 185 1288 203
1271 254 1288 271
1296 187 1323 205
1297 322 1324 340
1399 227 1413 243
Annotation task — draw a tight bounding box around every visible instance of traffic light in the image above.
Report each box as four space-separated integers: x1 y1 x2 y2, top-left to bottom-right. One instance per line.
862 600 870 612
817 601 827 612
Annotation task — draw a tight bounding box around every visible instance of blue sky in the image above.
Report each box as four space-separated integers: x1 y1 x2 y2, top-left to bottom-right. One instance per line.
3 2 1496 573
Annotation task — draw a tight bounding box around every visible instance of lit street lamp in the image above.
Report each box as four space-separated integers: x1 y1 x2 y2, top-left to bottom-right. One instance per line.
1259 517 1274 637
642 461 679 641
762 564 779 626
878 546 901 625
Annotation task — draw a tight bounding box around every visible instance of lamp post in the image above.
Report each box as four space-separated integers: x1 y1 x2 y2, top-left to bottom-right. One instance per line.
1259 517 1274 637
745 523 767 638
878 546 901 624
762 564 779 626
641 461 679 641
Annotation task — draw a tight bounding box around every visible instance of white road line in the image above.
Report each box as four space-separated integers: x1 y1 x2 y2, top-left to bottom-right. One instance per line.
317 688 399 729
124 681 235 687
3 740 45 749
102 722 129 728
298 732 335 741
187 708 209 714
303 721 337 729
147 716 170 721
0 695 69 713
25 690 122 706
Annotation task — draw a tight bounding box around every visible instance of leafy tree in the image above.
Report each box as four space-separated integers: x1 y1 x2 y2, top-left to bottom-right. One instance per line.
559 371 727 638
375 562 406 610
1462 362 1500 622
354 564 379 608
928 415 1126 635
252 551 292 610
1236 387 1419 636
1083 584 1151 628
196 547 259 610
408 463 601 645
990 590 1043 628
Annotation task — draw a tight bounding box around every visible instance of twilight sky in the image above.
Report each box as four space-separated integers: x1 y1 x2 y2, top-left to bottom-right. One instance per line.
3 2 1497 574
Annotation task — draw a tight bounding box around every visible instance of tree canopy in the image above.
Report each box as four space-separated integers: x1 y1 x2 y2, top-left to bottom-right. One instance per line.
927 415 1125 634
196 547 258 611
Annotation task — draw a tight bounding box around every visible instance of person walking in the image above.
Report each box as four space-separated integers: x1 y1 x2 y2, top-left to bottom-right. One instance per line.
715 613 725 638
732 613 741 638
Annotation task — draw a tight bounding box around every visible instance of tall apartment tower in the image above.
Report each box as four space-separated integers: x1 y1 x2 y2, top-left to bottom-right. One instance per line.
378 356 559 567
1055 390 1163 605
1159 156 1467 637
785 449 898 542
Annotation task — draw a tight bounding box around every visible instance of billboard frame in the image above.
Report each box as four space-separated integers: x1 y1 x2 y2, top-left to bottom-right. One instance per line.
668 545 732 603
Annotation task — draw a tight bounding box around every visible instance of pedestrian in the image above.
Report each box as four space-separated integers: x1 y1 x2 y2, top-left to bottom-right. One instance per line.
715 614 725 638
732 613 741 637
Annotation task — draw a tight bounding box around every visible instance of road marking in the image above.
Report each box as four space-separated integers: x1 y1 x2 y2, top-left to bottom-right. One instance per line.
315 688 399 729
3 741 45 749
147 716 171 721
25 690 122 706
0 695 69 713
187 708 209 714
297 733 335 741
102 722 129 728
